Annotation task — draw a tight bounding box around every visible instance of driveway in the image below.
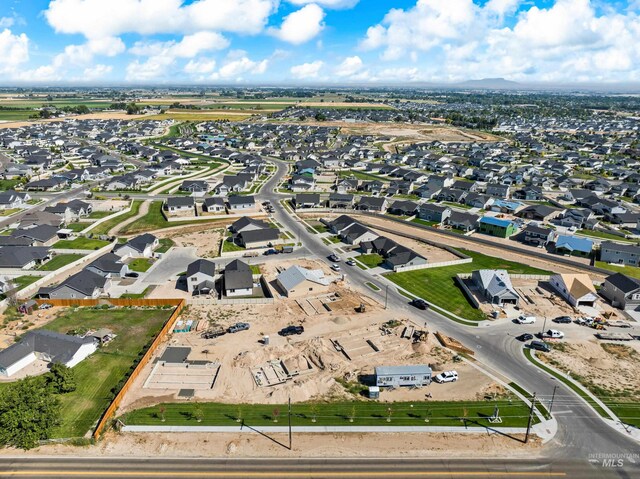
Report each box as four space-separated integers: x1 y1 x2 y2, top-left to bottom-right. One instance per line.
142 247 199 285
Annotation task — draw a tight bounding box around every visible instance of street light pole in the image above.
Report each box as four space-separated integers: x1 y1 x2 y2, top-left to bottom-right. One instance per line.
288 396 292 450
525 392 536 444
549 385 558 413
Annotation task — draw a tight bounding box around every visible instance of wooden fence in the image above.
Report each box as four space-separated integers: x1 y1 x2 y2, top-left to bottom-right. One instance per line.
91 298 185 438
34 298 183 308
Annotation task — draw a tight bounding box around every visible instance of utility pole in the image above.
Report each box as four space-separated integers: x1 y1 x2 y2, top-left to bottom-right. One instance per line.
549 385 558 414
525 393 536 444
385 284 389 310
288 396 292 450
540 316 547 337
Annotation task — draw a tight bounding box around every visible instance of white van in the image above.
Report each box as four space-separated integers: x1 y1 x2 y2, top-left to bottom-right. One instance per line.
543 329 565 339
516 315 537 324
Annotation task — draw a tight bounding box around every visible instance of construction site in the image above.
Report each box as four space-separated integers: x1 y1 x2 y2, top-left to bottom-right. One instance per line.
118 258 503 414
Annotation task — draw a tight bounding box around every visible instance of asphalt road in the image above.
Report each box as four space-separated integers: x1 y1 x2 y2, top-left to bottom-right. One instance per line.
258 159 640 473
0 456 627 478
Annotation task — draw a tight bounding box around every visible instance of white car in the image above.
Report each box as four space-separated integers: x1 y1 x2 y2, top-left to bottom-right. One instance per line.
331 264 341 271
543 329 565 339
516 315 537 324
434 371 458 383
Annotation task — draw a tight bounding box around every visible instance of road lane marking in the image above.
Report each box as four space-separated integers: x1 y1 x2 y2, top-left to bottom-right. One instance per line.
0 471 568 477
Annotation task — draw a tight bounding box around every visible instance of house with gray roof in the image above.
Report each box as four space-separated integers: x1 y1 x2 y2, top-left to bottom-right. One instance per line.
165 196 195 213
86 253 129 278
0 246 51 269
471 269 520 306
223 259 253 297
113 234 158 259
0 330 98 377
37 269 111 299
600 273 640 311
600 242 640 266
185 259 216 294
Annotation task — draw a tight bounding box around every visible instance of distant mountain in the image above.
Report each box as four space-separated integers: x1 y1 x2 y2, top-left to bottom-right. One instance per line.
454 78 521 89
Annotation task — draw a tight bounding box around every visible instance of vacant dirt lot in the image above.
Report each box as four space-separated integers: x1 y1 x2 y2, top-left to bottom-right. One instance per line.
120 259 501 413
4 430 541 458
156 225 227 258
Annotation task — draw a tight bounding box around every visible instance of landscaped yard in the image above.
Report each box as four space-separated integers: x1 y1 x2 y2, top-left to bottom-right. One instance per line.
90 200 143 236
120 201 226 235
128 258 154 272
156 238 175 254
87 210 115 220
53 237 111 250
577 229 636 243
122 399 536 428
222 238 245 252
65 222 89 233
411 218 440 227
357 253 384 268
594 261 640 279
37 254 84 271
39 307 175 438
385 249 551 322
10 275 40 291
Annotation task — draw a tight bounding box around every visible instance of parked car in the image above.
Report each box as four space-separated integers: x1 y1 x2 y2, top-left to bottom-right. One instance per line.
434 371 458 383
517 333 534 342
279 325 304 336
539 329 565 339
331 264 341 272
410 298 429 310
38 303 52 310
125 272 139 278
528 340 551 352
516 315 536 324
345 259 356 266
228 322 250 333
553 316 572 324
264 249 279 255
329 254 341 262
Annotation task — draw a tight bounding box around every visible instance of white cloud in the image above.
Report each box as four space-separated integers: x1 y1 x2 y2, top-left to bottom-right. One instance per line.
359 0 640 82
0 17 15 28
45 0 278 39
288 0 358 8
217 54 269 78
290 60 323 78
82 64 113 80
269 4 325 44
185 58 217 74
0 29 29 72
334 55 363 77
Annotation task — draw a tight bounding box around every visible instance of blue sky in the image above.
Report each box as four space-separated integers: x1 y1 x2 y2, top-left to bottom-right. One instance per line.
0 0 639 84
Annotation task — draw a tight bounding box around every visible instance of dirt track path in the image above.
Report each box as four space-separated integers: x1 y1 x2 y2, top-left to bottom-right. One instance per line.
109 200 150 237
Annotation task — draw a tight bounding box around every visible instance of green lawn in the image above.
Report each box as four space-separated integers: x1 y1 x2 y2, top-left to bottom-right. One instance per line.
122 399 536 428
65 222 89 233
222 238 245 252
53 237 110 250
306 224 329 234
39 307 174 437
37 254 84 271
120 201 226 235
120 286 152 299
337 169 389 182
357 253 384 268
577 229 636 243
11 275 40 291
0 178 22 190
87 210 115 220
0 110 35 121
594 261 640 279
156 238 175 254
90 200 143 236
128 258 154 272
411 218 440 227
385 249 551 322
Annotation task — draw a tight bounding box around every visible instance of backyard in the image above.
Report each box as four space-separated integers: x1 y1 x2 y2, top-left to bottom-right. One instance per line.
385 249 551 322
52 237 111 250
128 258 154 272
36 307 175 437
90 200 142 236
37 254 84 271
356 253 385 268
121 201 226 235
594 261 640 279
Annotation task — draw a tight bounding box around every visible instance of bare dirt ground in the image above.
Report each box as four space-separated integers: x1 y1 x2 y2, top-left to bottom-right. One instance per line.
7 430 541 458
537 340 640 398
280 121 502 143
120 258 501 413
349 215 604 279
88 199 129 212
158 227 224 258
0 306 64 350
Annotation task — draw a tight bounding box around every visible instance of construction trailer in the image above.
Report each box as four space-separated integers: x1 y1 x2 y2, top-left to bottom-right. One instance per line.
374 364 432 388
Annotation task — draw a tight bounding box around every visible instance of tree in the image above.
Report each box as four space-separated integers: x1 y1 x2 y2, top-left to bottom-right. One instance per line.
126 103 140 115
272 407 280 423
0 377 60 450
314 112 326 122
47 364 76 394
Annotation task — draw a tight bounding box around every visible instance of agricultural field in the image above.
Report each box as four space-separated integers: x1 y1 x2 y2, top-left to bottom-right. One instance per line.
385 249 551 322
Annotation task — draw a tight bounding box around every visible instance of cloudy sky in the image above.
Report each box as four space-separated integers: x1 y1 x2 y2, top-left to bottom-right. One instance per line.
1 0 639 84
